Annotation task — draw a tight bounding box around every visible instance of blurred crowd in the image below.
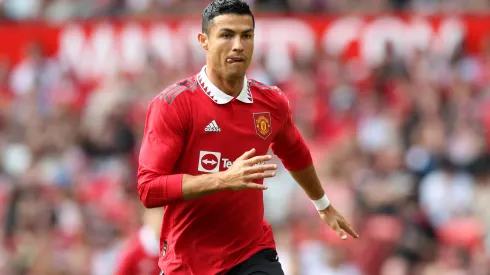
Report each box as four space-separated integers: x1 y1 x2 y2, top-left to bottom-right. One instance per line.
1 2 490 275
264 38 490 274
2 0 490 21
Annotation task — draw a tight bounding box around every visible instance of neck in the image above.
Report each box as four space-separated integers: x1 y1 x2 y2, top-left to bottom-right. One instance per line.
206 65 244 97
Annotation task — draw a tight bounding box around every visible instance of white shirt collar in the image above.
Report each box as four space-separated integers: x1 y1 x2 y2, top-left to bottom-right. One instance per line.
197 65 253 104
138 225 160 256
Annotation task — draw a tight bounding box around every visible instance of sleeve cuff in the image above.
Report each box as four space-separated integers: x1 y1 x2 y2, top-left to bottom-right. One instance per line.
163 174 184 202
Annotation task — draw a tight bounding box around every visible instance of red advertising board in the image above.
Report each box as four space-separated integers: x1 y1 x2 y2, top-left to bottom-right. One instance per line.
0 15 489 79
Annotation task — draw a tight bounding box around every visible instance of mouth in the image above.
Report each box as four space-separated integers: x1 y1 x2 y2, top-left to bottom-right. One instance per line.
226 57 245 64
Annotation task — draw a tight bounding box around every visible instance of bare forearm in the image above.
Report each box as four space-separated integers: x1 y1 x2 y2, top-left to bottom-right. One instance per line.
288 164 325 200
182 173 226 200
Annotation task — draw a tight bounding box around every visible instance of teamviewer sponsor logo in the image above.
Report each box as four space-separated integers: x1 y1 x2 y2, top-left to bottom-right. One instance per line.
198 151 221 173
198 151 267 173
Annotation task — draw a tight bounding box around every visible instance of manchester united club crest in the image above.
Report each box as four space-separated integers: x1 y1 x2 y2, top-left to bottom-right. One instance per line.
253 112 272 140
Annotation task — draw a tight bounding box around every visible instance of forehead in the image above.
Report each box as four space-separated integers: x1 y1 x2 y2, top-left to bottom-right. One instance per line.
210 14 254 33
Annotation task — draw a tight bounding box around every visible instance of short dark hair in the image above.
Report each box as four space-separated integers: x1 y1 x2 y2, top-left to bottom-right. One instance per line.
202 0 255 34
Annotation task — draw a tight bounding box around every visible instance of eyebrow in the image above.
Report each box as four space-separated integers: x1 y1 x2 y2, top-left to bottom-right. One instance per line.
219 28 254 34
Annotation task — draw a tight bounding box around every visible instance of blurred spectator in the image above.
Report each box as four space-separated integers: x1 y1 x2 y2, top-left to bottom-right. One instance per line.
2 0 44 20
2 0 490 20
114 207 162 275
419 157 475 228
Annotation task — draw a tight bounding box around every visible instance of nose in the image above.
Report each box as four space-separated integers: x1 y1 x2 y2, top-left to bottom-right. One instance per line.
232 36 244 52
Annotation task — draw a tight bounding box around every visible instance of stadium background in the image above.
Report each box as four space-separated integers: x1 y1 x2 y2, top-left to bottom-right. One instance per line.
1 0 490 274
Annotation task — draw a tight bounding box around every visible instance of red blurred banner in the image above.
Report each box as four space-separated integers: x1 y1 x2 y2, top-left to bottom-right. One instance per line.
1 15 489 78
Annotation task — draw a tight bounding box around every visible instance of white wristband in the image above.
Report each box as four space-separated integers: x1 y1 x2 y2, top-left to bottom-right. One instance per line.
311 194 331 211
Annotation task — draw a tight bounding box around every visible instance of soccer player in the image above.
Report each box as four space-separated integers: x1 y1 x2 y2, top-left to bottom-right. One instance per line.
137 0 359 274
114 208 163 275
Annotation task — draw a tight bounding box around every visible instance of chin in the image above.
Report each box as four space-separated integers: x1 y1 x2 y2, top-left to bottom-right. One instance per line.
225 66 247 79
227 71 244 79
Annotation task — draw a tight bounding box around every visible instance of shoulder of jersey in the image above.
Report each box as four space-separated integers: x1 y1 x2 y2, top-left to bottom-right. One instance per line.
248 79 283 96
248 78 289 107
157 76 200 104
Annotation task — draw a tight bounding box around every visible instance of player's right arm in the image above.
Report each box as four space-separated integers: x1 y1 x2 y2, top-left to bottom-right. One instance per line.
137 94 276 208
182 148 276 200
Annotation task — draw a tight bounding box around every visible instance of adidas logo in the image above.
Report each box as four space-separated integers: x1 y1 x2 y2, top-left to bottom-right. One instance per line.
205 120 221 132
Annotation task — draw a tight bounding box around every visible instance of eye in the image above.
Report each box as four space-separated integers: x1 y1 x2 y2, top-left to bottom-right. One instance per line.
222 33 232 39
243 34 252 39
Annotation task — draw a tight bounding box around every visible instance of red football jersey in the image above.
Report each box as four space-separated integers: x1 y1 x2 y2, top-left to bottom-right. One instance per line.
138 66 313 275
115 226 160 275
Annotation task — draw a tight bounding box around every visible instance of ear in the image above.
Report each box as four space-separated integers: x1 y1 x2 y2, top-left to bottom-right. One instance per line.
198 33 209 51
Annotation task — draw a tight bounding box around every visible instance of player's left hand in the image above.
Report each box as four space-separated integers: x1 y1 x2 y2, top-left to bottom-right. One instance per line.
319 205 359 240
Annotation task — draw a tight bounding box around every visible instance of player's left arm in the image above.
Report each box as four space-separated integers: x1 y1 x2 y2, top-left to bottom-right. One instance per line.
288 165 359 240
270 92 359 240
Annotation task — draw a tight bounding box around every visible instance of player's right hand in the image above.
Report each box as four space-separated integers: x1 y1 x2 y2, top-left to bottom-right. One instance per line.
220 148 277 191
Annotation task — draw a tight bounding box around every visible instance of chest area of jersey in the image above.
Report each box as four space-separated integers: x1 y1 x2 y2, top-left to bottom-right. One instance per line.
188 102 278 172
193 103 277 143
